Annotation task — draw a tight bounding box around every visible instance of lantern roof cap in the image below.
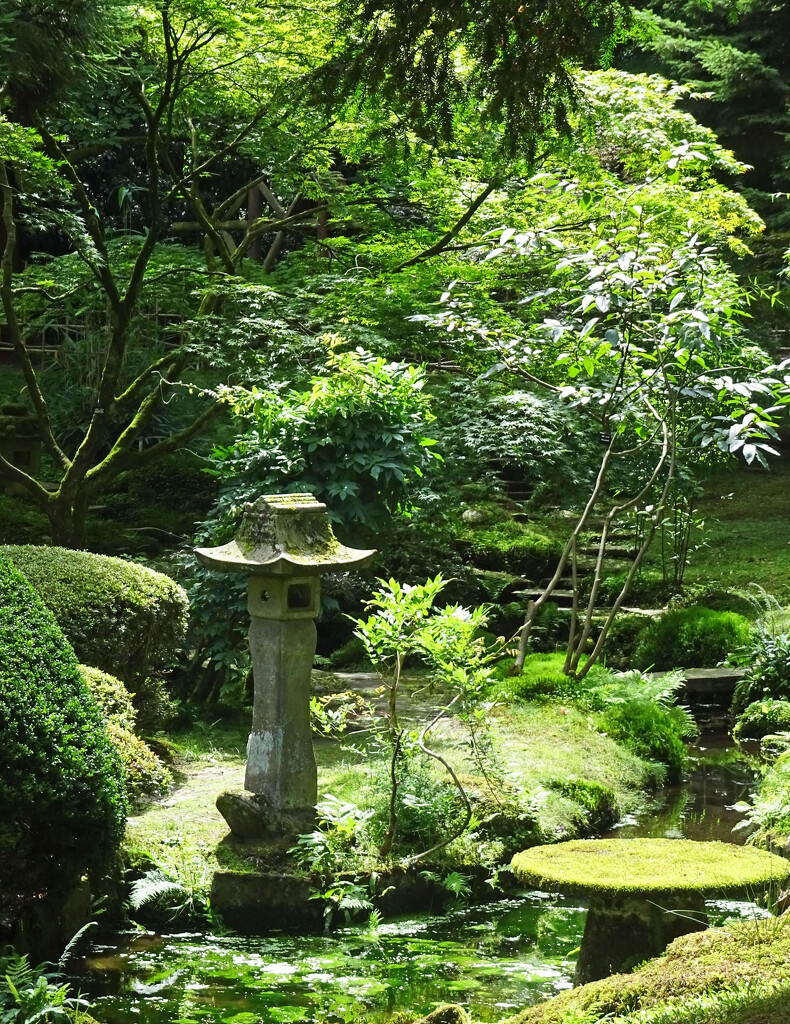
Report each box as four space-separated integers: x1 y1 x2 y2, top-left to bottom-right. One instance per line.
194 492 375 575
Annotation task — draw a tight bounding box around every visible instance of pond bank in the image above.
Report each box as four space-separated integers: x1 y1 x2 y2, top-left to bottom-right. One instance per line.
122 696 662 931
75 711 777 1024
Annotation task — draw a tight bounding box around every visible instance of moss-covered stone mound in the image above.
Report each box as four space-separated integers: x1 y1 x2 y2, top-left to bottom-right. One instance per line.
511 838 789 898
511 838 789 984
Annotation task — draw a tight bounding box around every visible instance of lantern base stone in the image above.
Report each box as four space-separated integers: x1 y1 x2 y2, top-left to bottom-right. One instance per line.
216 790 316 841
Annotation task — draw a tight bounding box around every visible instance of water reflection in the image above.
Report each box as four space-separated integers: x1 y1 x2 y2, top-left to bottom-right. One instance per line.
80 896 585 1024
605 733 758 843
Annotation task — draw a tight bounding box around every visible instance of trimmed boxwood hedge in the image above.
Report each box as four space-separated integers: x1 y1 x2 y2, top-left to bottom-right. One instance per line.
0 555 127 895
0 544 188 694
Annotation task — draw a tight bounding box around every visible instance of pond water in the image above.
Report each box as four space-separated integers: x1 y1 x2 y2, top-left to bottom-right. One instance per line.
81 895 584 1024
78 734 767 1024
604 734 758 844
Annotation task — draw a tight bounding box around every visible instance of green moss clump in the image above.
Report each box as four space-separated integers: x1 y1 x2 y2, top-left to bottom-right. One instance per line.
611 979 790 1024
1 545 188 723
495 653 578 702
733 699 790 742
505 917 790 1024
459 518 563 574
0 554 127 894
510 838 788 898
546 779 618 834
633 607 752 670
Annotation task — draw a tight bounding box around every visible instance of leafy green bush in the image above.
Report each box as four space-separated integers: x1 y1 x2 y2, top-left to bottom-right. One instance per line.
206 348 439 535
600 701 691 783
81 666 172 803
0 545 188 726
731 628 790 715
633 607 752 670
0 494 50 545
105 722 172 803
80 665 136 731
0 554 127 894
746 748 790 842
575 668 696 783
732 699 790 742
603 613 654 670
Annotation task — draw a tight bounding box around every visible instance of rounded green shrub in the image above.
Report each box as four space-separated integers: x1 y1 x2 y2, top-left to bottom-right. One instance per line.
603 613 654 670
732 699 790 742
0 555 127 894
80 665 172 803
633 606 752 670
0 545 188 725
80 664 137 731
105 721 172 803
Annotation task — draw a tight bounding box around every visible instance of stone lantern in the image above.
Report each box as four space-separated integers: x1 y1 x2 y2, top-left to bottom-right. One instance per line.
0 403 41 494
195 493 374 818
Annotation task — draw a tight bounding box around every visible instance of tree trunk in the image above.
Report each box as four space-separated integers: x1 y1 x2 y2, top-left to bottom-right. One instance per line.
48 490 90 548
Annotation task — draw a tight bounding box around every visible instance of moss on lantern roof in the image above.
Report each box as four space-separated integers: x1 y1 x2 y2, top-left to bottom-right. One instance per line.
510 838 789 899
195 492 375 574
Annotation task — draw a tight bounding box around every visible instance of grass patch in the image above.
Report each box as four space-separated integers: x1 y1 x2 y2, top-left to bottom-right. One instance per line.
123 696 659 882
679 463 790 601
494 703 661 835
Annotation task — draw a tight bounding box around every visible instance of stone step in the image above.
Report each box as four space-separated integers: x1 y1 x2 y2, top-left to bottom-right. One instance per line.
578 545 637 559
678 666 748 697
520 589 576 607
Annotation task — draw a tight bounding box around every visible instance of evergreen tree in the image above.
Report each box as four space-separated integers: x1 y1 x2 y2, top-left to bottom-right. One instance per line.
619 1 790 217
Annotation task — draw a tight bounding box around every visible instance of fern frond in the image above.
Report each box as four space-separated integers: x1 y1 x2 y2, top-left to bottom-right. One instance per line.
129 871 185 910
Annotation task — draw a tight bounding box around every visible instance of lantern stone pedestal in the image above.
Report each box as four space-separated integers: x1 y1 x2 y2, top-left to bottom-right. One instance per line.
195 493 374 838
246 615 317 806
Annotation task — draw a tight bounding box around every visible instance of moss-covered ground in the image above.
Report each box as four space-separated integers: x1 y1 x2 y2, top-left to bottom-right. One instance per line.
506 916 790 1024
125 688 657 881
664 462 790 602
